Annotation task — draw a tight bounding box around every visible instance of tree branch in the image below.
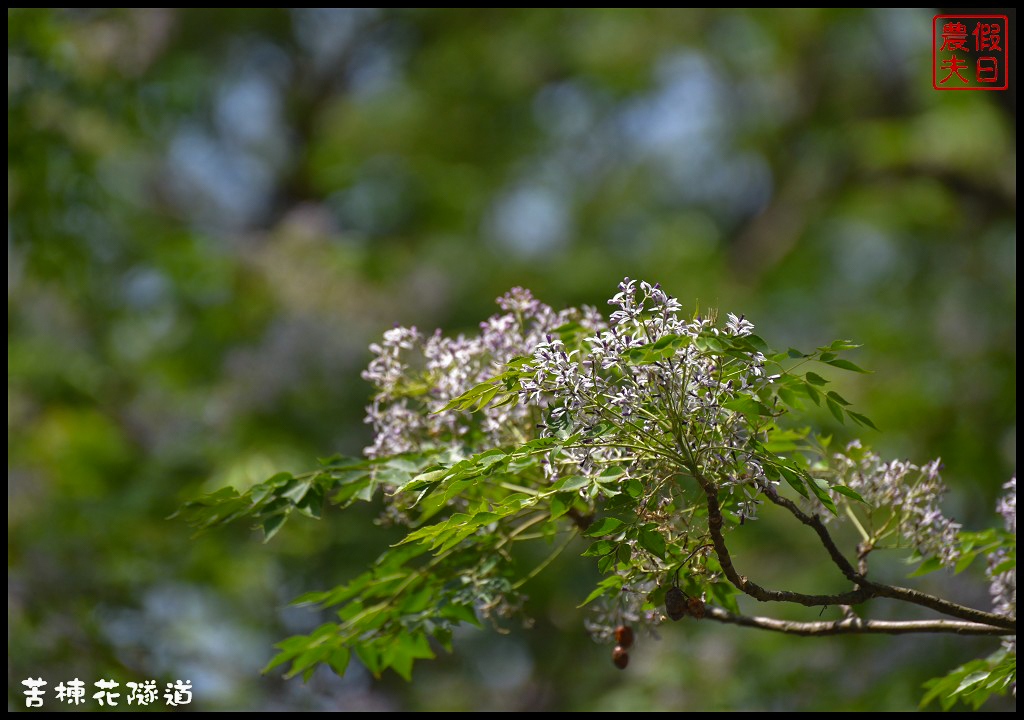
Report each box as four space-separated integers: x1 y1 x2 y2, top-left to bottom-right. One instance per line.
757 480 1017 632
867 583 1017 632
757 480 863 581
676 457 1018 634
702 607 1014 637
684 460 872 607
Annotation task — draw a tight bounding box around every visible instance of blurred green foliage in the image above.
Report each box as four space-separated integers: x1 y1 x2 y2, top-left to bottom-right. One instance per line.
8 8 1015 711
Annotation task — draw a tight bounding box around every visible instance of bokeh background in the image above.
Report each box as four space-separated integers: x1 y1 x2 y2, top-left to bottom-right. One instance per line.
8 8 1016 711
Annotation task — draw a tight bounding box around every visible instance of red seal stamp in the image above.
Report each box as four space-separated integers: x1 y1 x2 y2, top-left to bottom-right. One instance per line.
933 15 1009 90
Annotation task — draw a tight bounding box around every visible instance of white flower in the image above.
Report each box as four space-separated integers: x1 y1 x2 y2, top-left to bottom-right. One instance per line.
725 313 755 337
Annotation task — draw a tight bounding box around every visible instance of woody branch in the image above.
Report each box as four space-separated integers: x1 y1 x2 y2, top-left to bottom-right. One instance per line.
677 438 1015 634
702 608 1014 637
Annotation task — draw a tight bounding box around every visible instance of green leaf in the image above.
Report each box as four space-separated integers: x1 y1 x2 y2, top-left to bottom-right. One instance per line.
777 465 808 498
578 576 624 608
825 390 851 406
993 556 1016 574
551 320 583 338
280 474 312 503
847 410 878 430
623 477 644 498
651 334 676 351
441 600 481 628
704 336 726 353
921 650 1015 710
828 340 862 351
954 552 977 575
295 486 324 519
436 379 499 413
806 478 838 516
824 358 870 373
625 334 691 364
491 392 519 409
327 648 350 677
401 467 449 493
554 475 591 493
578 584 609 608
582 539 615 557
826 398 845 424
354 644 383 678
473 383 501 411
584 517 626 537
744 334 769 352
383 633 435 681
616 543 632 564
264 634 315 674
432 625 454 653
832 485 866 503
262 512 289 542
909 556 944 577
777 387 801 409
597 552 617 574
549 494 571 520
476 449 508 468
762 427 807 453
598 465 626 481
798 382 821 406
723 396 760 420
330 471 376 507
638 528 667 559
805 371 828 386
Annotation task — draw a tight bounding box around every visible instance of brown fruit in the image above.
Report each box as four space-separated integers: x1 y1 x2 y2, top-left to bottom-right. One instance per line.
612 645 629 669
615 625 635 649
687 595 705 619
665 586 688 621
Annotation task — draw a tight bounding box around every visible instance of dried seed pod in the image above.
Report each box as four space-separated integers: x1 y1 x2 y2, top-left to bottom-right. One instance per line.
665 586 688 621
612 645 629 669
687 595 705 619
615 625 635 649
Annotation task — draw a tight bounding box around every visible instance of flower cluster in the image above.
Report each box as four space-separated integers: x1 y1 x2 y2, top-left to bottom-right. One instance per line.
364 278 783 524
361 287 603 459
523 277 777 516
831 441 962 567
988 477 1016 651
362 280 1003 597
